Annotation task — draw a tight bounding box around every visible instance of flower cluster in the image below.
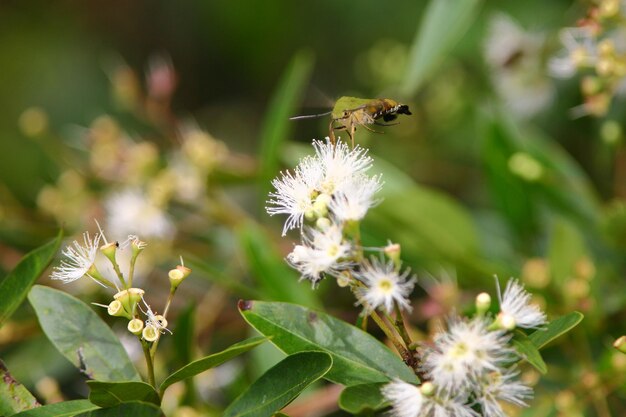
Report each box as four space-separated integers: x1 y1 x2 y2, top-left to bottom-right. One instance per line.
549 0 626 118
267 137 549 417
267 138 414 312
383 279 546 417
50 226 190 345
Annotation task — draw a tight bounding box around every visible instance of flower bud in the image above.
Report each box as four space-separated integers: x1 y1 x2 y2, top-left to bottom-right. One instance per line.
614 336 626 354
508 152 543 182
316 217 331 231
384 242 402 267
496 312 517 331
475 292 491 314
313 193 331 218
169 265 191 289
420 382 435 397
127 318 144 335
336 271 352 288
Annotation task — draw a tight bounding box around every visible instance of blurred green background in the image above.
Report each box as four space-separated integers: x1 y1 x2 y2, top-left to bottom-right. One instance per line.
2 1 626 416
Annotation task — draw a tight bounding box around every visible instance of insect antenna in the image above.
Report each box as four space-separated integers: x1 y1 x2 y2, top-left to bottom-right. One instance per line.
289 110 333 120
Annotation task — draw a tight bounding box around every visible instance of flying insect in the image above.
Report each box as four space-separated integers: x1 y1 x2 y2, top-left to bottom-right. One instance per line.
290 97 412 146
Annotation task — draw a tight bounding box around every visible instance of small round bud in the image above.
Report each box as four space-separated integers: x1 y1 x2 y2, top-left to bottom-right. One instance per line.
596 58 614 77
313 193 331 218
420 382 435 397
497 312 517 330
169 265 191 289
475 292 491 314
384 242 401 264
18 107 49 138
316 217 331 231
304 209 315 221
613 336 626 354
336 272 352 288
127 318 144 335
142 325 160 342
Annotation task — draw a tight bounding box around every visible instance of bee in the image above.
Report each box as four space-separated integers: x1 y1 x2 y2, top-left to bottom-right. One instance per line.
290 96 412 146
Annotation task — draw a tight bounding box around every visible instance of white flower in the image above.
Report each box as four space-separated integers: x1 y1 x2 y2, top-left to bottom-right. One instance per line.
266 138 376 235
266 159 321 236
329 174 383 223
381 380 423 417
354 257 415 314
105 188 174 240
421 317 513 394
50 232 101 283
549 27 598 78
286 225 351 285
382 380 477 417
312 138 373 195
476 369 533 417
498 278 547 329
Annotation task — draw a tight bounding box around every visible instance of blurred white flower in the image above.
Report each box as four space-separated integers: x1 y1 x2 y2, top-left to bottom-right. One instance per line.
354 257 415 313
382 380 477 417
329 174 383 223
549 27 598 78
485 13 554 118
286 225 351 285
50 232 101 283
498 278 547 329
267 162 321 236
105 188 174 240
476 369 533 417
381 380 423 417
422 316 513 394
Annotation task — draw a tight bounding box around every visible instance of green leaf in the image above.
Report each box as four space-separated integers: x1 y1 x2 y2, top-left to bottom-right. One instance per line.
529 312 584 349
339 383 388 414
402 0 482 95
87 381 160 407
159 336 268 395
0 360 39 416
511 332 547 374
12 400 98 417
237 221 320 308
28 285 140 382
259 50 314 200
74 401 162 417
238 300 418 386
0 231 62 327
223 351 332 417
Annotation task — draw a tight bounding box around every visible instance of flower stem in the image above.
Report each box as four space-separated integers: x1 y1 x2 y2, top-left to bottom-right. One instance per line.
142 341 156 388
392 302 415 353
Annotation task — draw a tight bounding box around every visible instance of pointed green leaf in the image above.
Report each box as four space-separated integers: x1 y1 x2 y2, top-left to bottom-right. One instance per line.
87 381 160 407
339 383 388 414
74 401 161 417
238 300 418 386
0 360 39 415
28 285 140 382
529 312 584 349
511 332 547 374
402 0 482 95
12 400 98 417
0 231 62 327
224 351 332 417
159 336 268 395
